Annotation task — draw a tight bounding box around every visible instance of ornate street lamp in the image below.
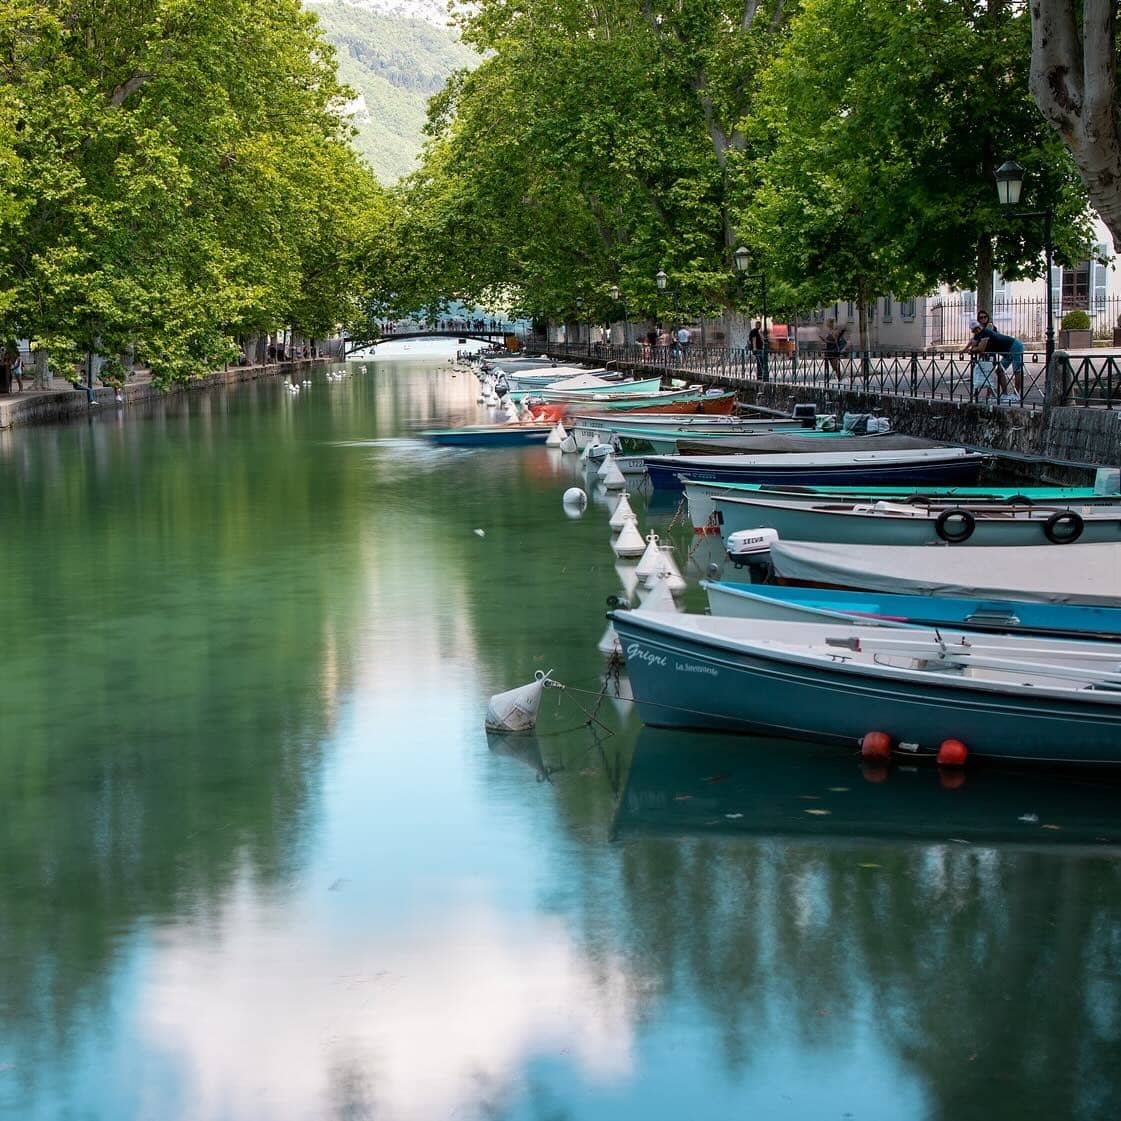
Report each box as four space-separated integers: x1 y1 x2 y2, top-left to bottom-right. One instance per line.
734 246 769 381
995 159 1052 376
608 284 628 347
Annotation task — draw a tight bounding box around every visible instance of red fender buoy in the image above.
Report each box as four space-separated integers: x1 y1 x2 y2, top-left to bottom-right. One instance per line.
937 739 969 767
861 731 892 759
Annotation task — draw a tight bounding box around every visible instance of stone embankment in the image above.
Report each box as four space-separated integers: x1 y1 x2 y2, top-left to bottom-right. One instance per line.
0 358 331 431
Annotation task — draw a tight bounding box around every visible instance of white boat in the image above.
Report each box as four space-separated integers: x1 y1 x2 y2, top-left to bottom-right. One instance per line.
611 609 1121 764
715 495 1121 546
769 539 1121 607
683 479 1120 534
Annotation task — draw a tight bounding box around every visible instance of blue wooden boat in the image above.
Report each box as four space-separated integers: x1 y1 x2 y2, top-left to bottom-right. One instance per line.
421 424 553 447
610 610 1121 765
703 581 1121 642
644 447 987 491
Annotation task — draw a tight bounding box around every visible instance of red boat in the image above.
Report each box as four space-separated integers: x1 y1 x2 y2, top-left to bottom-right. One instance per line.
529 391 737 422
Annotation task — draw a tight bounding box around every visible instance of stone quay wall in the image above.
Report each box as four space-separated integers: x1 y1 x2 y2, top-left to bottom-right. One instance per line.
0 358 332 431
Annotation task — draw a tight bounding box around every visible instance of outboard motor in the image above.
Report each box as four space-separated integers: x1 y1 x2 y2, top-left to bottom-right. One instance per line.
725 528 780 583
792 402 817 429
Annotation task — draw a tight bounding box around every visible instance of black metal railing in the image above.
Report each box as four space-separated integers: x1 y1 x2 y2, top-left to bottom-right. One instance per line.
529 339 1121 409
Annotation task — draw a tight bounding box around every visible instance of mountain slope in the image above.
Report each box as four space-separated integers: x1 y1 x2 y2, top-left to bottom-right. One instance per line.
307 0 478 183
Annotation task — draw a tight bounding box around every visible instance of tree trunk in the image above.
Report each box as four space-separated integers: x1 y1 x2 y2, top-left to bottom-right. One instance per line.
976 233 994 314
1029 0 1121 250
31 348 51 390
857 286 869 351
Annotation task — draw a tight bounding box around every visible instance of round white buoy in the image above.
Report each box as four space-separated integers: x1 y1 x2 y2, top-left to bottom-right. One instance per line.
485 670 553 732
609 492 636 531
637 572 679 613
601 460 626 490
559 434 578 454
597 622 622 658
635 532 663 577
562 487 587 508
612 519 646 557
546 422 564 447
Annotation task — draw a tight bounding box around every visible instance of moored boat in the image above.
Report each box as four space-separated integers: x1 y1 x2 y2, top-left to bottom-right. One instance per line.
713 494 1121 546
644 447 987 491
702 581 1121 641
768 539 1121 606
683 479 1121 533
610 609 1121 764
421 424 553 447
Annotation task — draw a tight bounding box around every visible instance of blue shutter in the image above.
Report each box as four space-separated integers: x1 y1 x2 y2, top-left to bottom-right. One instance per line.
1092 244 1108 312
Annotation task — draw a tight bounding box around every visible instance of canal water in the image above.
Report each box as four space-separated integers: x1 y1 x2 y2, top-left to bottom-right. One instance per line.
0 346 1119 1120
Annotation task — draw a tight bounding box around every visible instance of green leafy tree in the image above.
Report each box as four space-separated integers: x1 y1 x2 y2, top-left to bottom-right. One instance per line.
745 0 1092 344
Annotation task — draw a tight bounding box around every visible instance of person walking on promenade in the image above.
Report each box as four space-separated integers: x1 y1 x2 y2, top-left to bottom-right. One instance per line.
820 318 845 378
973 310 1024 402
749 320 765 374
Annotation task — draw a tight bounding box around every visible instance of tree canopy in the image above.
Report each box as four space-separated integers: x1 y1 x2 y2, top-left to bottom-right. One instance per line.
0 0 388 385
369 0 1097 332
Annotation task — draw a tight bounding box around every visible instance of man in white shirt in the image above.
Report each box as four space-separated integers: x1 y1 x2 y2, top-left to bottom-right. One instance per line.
675 326 691 348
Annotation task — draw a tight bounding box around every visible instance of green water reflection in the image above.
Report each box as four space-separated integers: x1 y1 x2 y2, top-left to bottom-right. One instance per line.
0 350 1118 1120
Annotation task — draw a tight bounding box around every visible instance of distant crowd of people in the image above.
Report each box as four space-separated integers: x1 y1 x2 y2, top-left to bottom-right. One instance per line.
382 318 506 335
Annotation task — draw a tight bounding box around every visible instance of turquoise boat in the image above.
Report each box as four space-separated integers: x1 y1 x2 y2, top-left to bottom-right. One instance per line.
510 375 664 403
683 479 1120 532
420 424 552 447
713 493 1121 547
610 609 1121 765
703 581 1121 641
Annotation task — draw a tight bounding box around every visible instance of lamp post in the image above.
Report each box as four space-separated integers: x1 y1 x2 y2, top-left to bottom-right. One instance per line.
609 283 629 349
655 268 679 335
995 159 1054 374
735 246 769 381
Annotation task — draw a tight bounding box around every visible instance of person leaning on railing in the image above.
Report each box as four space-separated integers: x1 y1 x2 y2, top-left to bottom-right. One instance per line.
971 310 1024 403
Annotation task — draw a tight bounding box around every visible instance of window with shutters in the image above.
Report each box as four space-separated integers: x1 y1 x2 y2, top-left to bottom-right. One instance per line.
1091 245 1108 311
1062 261 1090 309
900 298 916 320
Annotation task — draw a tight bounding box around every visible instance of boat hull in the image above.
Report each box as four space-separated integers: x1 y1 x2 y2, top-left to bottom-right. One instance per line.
702 581 1121 641
611 611 1121 764
422 426 552 447
646 452 986 491
714 496 1121 546
769 539 1121 607
684 481 1118 533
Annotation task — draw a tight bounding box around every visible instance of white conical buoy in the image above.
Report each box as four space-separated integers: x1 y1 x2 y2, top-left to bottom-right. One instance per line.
614 562 640 600
635 532 662 577
597 622 622 657
637 572 679 613
596 453 615 479
559 434 578 454
645 546 686 594
601 459 626 490
609 493 635 531
485 671 553 732
612 520 646 557
546 422 566 447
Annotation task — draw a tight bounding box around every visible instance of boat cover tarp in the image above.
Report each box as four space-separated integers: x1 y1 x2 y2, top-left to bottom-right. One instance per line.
674 434 943 456
770 540 1121 607
545 373 614 390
